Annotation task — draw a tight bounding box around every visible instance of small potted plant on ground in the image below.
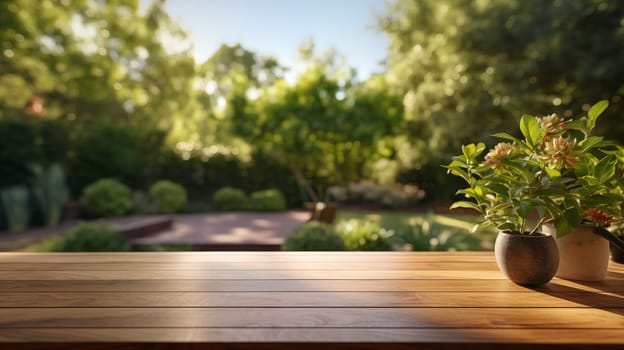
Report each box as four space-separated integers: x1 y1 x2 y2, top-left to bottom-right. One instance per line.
447 100 623 285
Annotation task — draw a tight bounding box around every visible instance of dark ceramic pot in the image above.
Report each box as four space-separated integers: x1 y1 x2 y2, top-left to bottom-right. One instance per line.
494 231 559 286
611 242 624 264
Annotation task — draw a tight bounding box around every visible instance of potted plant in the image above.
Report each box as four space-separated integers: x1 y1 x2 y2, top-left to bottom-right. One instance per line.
446 100 623 284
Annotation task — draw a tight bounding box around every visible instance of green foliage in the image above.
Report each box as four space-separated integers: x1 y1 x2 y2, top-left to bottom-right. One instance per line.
447 101 622 237
381 0 624 164
30 164 69 227
229 48 403 185
282 221 346 251
0 0 201 135
149 180 187 214
395 215 483 251
0 119 41 187
46 223 130 252
69 124 165 192
336 220 393 251
244 151 302 207
249 189 286 212
0 185 29 232
212 187 249 211
80 179 133 218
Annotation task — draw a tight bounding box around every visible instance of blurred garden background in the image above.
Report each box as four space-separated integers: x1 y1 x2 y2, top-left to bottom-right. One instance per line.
1 0 623 251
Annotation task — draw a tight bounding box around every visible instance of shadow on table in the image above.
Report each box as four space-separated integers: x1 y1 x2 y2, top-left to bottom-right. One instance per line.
533 273 624 317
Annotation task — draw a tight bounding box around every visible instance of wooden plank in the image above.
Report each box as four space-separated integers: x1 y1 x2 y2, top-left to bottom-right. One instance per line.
2 278 622 292
0 261 503 271
0 269 510 280
0 307 622 328
0 252 501 263
0 328 624 344
0 291 622 308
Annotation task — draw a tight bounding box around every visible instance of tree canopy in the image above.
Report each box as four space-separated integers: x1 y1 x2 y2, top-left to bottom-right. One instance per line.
381 0 624 165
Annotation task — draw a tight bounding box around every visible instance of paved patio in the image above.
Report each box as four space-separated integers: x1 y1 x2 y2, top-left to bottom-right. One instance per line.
131 211 310 249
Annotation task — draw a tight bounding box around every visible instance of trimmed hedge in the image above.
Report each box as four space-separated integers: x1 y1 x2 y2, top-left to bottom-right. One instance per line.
80 178 133 217
212 187 249 211
149 180 187 214
249 189 286 211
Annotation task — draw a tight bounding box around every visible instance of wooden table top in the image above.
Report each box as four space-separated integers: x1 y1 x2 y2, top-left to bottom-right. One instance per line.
0 251 623 349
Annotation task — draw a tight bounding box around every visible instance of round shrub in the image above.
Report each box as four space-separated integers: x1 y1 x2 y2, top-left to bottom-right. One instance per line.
249 189 286 211
80 178 133 217
336 220 393 251
282 222 346 251
149 180 187 214
212 187 249 211
50 223 130 252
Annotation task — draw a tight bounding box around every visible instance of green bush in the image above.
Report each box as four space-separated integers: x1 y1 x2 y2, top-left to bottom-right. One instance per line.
336 219 393 251
47 223 130 252
282 222 346 251
394 214 483 251
212 187 249 211
80 178 133 217
249 189 286 211
149 180 187 214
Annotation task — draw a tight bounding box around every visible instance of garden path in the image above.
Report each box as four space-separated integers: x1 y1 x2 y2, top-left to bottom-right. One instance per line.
131 211 310 250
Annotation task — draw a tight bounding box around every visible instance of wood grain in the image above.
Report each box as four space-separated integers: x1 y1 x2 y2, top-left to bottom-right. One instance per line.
0 307 623 328
0 278 622 292
0 291 622 308
0 327 623 343
0 251 622 348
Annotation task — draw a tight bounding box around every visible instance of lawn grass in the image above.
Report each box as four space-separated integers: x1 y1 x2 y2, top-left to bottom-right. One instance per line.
335 210 496 250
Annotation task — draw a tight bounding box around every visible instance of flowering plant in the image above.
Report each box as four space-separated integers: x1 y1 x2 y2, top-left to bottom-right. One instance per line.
447 101 622 237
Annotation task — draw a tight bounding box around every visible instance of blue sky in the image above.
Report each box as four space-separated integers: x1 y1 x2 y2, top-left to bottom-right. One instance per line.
144 0 389 79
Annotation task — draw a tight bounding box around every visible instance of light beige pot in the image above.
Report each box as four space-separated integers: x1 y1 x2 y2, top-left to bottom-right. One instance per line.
542 224 610 281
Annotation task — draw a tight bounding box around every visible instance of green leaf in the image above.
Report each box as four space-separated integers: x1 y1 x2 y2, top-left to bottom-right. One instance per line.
450 201 480 212
554 216 574 238
594 156 616 184
567 119 587 135
587 100 609 131
498 222 517 232
461 142 486 159
513 199 534 219
447 168 471 183
492 132 521 144
579 136 604 152
519 115 544 148
544 167 561 179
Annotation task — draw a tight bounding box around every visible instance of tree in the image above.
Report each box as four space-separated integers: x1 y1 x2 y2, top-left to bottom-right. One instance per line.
229 47 403 189
0 0 199 132
380 0 624 166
